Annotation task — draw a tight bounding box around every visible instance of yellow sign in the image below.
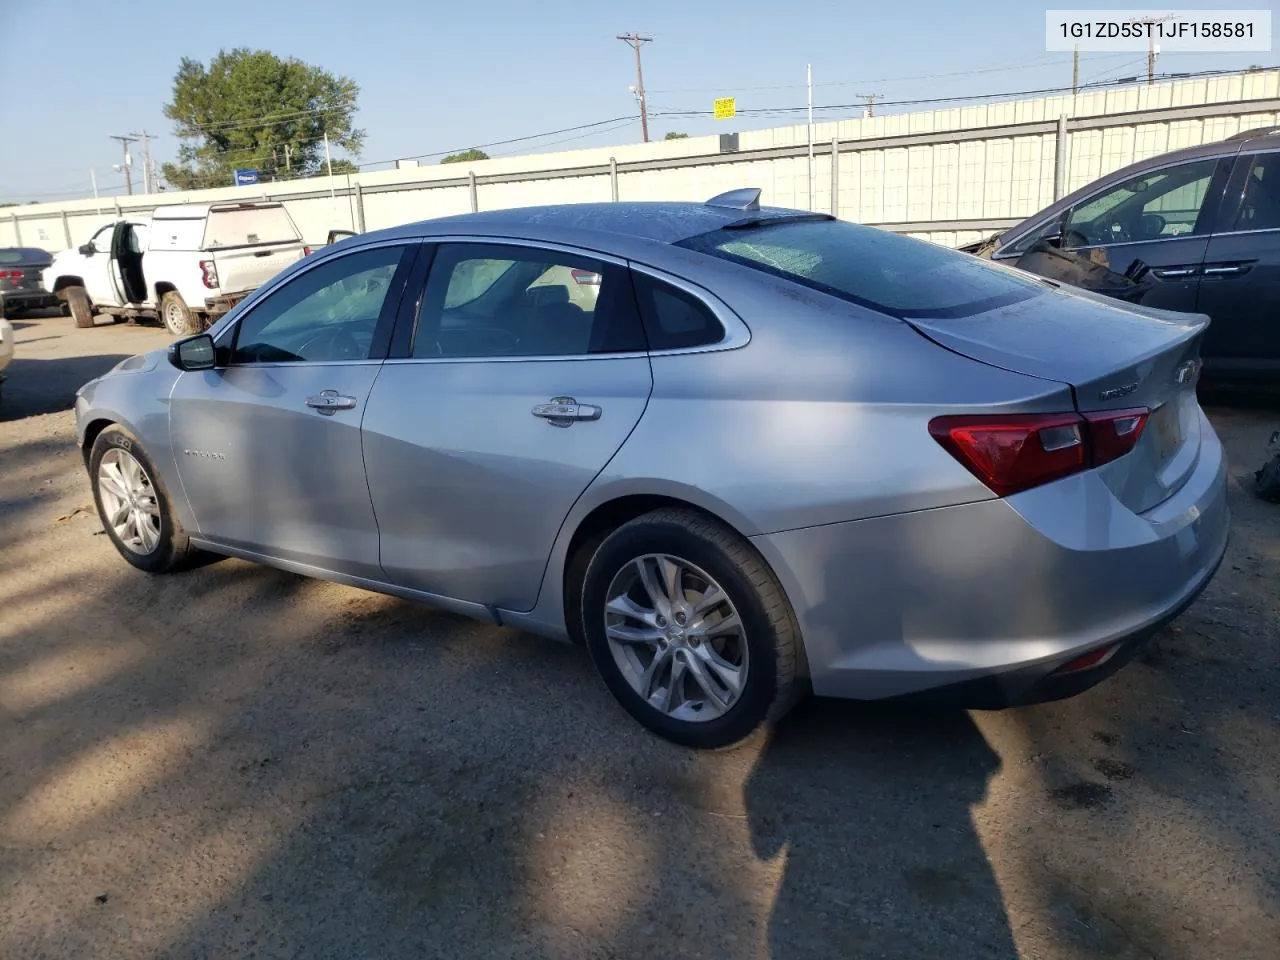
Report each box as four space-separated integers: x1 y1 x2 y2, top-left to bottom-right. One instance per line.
713 97 736 120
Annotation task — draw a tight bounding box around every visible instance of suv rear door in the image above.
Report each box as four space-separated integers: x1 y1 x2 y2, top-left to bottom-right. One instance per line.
1197 150 1280 375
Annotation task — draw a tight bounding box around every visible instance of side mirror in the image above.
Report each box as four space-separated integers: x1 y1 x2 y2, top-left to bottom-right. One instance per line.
168 334 217 371
78 243 95 256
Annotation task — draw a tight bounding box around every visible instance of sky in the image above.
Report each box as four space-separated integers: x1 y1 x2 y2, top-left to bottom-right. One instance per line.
0 0 1270 202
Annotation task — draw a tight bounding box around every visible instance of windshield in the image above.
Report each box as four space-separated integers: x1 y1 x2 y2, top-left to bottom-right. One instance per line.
678 219 1045 319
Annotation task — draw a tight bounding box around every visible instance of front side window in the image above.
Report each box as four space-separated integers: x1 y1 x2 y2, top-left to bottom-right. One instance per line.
232 245 409 364
413 243 645 358
1232 153 1280 232
1061 158 1220 248
679 218 1045 319
89 224 114 252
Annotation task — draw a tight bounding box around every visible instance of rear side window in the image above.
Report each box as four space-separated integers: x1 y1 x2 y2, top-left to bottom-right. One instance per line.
631 273 725 350
413 243 647 359
678 218 1044 320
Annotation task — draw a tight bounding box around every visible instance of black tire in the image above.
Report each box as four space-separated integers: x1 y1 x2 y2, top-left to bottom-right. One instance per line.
65 286 94 328
89 424 198 574
160 291 200 337
1256 453 1280 503
581 507 805 749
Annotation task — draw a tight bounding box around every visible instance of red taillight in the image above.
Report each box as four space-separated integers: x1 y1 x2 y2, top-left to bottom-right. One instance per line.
303 245 313 256
930 407 1149 497
1084 407 1149 467
0 270 16 279
199 260 219 289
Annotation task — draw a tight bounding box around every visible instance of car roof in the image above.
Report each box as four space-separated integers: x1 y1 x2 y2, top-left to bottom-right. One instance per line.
0 246 52 262
357 193 817 250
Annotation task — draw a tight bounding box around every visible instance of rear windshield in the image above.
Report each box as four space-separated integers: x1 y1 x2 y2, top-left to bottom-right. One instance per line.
204 205 300 249
678 218 1045 319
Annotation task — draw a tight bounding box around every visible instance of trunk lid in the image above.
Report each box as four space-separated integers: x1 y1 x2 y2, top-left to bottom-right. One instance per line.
907 283 1207 513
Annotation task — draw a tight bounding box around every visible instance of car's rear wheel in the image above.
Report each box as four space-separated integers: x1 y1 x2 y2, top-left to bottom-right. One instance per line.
581 508 805 749
89 425 197 573
65 286 93 328
160 291 200 337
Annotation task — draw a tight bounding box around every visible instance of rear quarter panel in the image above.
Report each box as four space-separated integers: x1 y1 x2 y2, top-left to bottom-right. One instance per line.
508 257 1080 637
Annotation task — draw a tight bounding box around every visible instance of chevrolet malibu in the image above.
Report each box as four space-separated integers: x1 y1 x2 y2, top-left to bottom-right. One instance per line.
74 190 1230 748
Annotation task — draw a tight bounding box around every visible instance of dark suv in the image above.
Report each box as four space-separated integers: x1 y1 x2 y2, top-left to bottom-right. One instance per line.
0 247 57 318
972 127 1280 381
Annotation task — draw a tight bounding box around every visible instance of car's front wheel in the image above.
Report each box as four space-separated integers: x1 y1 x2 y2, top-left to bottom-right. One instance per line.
89 425 197 573
581 508 805 749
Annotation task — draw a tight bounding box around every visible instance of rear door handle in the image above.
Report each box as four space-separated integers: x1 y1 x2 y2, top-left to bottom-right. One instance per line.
532 396 602 427
1201 262 1253 278
305 389 358 413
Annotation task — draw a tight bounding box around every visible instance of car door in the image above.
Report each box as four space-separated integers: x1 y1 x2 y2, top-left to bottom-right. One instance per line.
169 240 419 579
361 240 654 611
1197 150 1280 374
999 155 1233 315
82 222 123 305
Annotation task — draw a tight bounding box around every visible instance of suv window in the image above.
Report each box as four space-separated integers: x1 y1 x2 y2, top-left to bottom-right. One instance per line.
1061 158 1220 248
631 273 725 349
232 245 409 364
1233 153 1280 232
413 243 646 358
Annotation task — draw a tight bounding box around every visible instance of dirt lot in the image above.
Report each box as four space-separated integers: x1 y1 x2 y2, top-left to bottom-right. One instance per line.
2 314 1278 960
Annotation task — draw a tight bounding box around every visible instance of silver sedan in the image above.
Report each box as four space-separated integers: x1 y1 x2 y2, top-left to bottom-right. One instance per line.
74 189 1229 748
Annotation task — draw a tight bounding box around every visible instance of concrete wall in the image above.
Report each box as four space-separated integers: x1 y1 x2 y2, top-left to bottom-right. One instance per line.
4 70 1277 253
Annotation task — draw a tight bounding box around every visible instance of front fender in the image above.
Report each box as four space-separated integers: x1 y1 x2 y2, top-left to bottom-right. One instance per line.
74 359 196 533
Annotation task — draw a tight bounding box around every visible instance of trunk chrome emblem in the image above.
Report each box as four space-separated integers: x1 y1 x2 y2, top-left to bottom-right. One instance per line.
1175 359 1201 385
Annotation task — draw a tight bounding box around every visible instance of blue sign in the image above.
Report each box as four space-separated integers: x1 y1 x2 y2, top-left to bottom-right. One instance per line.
233 168 260 186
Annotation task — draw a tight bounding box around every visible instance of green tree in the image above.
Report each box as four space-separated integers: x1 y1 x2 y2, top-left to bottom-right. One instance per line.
664 131 689 140
162 49 364 190
441 149 490 164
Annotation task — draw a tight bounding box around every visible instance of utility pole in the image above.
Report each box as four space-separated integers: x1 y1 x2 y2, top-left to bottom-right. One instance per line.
1072 45 1080 94
284 143 292 175
129 130 155 193
108 134 138 195
617 32 652 143
807 64 815 212
323 131 335 200
856 93 882 118
1128 14 1173 84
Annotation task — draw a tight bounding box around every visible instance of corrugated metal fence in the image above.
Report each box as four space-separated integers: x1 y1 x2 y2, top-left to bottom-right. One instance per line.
4 70 1278 253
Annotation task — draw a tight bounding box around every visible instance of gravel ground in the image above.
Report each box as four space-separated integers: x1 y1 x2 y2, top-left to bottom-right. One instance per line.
2 313 1278 960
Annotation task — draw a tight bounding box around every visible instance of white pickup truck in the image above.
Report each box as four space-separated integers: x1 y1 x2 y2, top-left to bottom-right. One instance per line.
45 201 310 335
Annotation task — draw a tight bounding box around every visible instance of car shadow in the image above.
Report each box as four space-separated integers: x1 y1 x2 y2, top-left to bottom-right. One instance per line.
744 700 1016 958
0 354 131 422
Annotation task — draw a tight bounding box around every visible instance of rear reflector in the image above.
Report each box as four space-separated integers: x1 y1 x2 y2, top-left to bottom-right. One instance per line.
930 408 1149 497
1053 643 1121 675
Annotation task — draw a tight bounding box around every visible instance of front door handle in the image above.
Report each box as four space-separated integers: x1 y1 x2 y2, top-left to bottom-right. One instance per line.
306 389 358 413
531 396 602 427
1201 262 1253 278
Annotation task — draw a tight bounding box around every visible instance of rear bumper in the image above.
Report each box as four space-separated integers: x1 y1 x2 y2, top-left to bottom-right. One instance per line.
1 289 58 312
751 410 1230 706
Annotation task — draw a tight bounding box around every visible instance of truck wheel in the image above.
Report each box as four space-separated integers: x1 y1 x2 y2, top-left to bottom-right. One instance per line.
65 286 94 328
160 291 200 337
